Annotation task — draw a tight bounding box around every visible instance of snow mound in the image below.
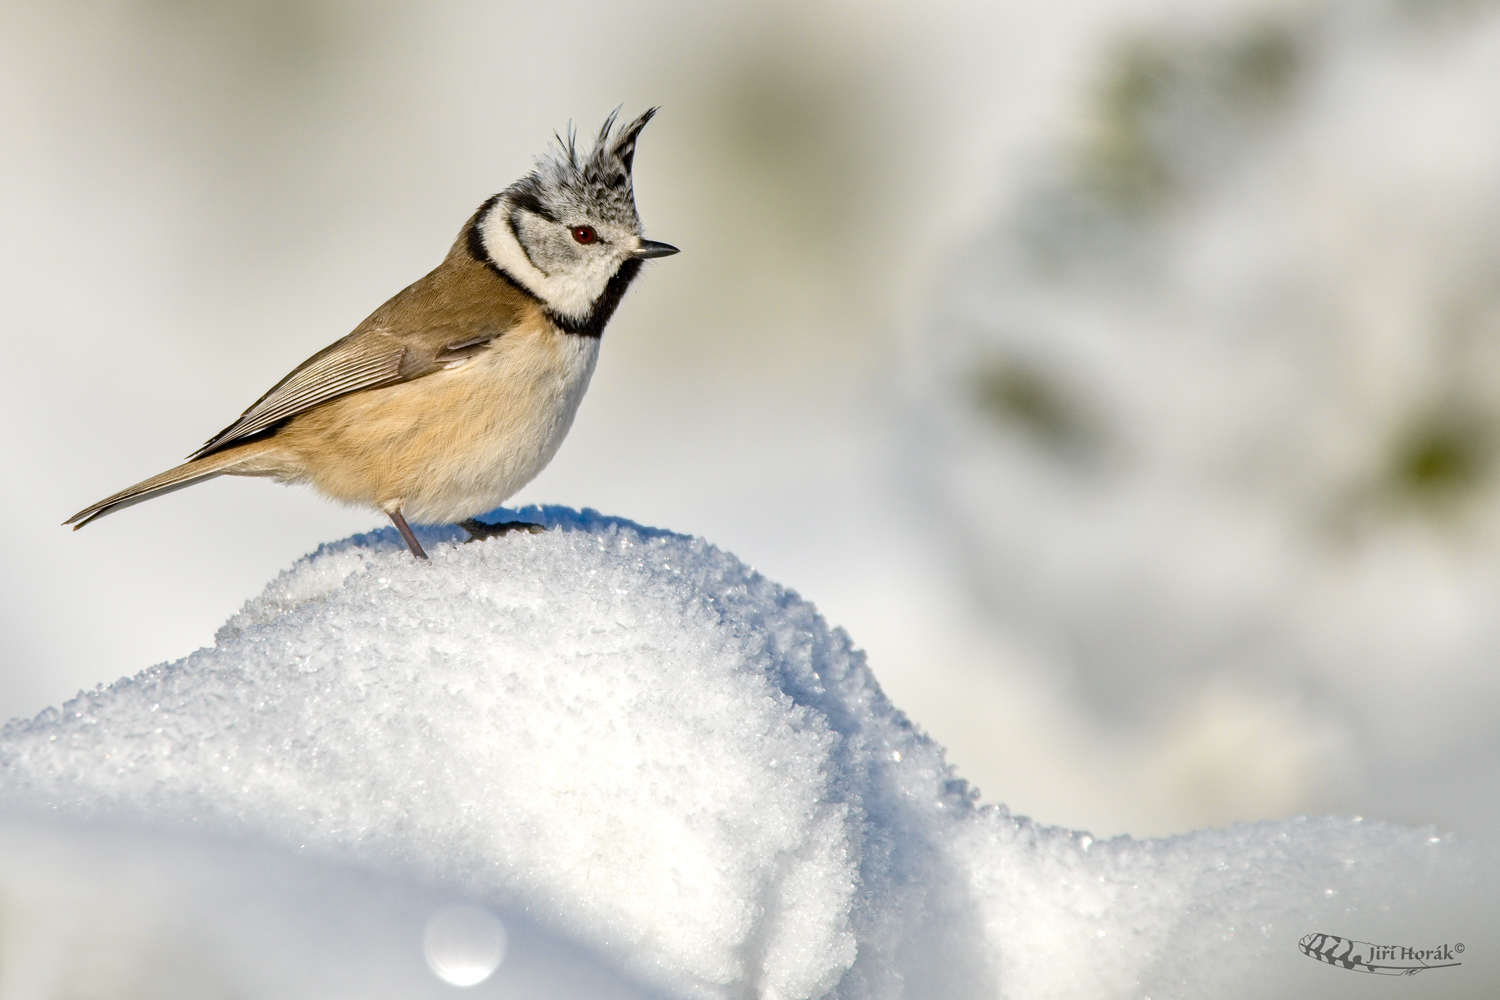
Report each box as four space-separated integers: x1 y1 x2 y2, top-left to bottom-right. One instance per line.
2 508 1493 998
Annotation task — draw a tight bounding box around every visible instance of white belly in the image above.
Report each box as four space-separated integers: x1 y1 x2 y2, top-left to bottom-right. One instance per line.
398 328 601 523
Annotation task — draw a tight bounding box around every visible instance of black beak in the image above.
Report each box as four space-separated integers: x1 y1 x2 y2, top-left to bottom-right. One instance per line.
633 239 680 259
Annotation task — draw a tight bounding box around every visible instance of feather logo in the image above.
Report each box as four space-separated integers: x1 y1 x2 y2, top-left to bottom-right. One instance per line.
1299 933 1464 976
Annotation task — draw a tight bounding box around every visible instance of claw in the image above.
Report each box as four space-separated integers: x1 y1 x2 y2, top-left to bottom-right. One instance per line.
461 519 545 542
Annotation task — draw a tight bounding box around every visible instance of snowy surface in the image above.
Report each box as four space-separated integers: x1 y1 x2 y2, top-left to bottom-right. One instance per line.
0 815 653 1000
2 509 1494 998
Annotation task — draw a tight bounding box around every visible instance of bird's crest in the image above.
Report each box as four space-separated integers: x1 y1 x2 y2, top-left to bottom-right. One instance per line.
509 107 659 230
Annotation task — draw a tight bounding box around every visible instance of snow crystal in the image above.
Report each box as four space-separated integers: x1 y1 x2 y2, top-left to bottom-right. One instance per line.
2 508 1494 998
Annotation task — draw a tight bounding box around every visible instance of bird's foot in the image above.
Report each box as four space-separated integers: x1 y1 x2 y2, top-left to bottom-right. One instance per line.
461 518 546 542
388 509 429 560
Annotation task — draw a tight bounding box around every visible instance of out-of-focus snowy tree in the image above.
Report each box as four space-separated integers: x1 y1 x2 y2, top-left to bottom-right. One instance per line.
915 0 1500 835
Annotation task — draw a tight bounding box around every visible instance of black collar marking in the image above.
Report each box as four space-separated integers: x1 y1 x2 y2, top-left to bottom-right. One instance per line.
547 258 642 340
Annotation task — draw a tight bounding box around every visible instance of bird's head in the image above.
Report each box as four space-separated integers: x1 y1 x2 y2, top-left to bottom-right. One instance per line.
472 108 678 333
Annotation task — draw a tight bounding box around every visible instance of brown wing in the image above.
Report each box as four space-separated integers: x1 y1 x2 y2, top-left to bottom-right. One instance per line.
189 325 511 460
189 227 531 460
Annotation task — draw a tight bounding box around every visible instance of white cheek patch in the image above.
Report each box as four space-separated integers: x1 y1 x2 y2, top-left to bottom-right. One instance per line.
479 204 622 322
479 209 549 291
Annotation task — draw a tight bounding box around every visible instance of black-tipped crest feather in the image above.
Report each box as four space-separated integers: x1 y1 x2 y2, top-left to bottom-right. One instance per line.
505 107 660 233
611 106 657 172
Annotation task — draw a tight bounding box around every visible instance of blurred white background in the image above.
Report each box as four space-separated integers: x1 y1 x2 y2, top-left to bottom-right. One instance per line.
4 0 1498 840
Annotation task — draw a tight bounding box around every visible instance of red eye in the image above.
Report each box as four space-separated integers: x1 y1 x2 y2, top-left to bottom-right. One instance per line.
572 226 597 245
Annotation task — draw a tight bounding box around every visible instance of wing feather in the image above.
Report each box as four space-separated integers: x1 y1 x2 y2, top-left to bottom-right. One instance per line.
187 248 527 460
189 332 408 459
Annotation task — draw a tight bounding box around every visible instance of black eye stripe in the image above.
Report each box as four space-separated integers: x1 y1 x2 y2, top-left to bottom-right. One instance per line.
508 187 558 223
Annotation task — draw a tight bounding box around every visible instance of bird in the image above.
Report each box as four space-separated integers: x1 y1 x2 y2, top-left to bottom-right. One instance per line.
65 108 678 560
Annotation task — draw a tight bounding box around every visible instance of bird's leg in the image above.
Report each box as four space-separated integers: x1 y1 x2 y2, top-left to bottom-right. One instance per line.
460 518 546 542
388 509 429 560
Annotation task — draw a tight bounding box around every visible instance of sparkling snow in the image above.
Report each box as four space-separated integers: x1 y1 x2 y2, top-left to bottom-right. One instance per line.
1 508 1493 998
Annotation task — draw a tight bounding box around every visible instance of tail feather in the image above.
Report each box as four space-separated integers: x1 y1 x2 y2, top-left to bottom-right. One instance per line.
65 444 273 530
